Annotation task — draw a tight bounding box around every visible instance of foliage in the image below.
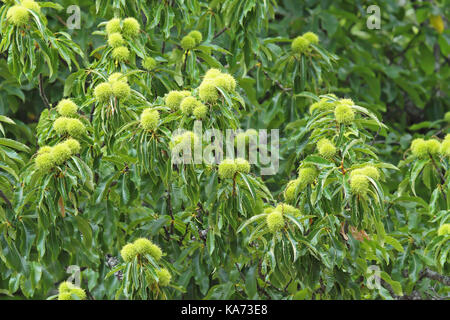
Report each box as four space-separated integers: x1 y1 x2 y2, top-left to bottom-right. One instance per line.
0 0 448 300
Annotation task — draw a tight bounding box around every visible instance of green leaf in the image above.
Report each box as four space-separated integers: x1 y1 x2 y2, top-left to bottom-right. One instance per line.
207 229 215 256
244 265 257 299
0 138 30 152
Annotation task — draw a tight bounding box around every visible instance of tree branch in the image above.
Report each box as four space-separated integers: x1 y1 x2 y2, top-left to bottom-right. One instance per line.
420 268 450 286
261 68 292 92
381 268 450 300
389 27 422 64
235 263 246 282
429 154 445 184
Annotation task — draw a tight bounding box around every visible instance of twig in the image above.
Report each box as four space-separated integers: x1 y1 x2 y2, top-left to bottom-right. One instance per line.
166 187 174 234
162 226 171 241
257 90 272 104
178 223 190 245
261 68 292 92
85 288 96 300
429 154 445 184
89 104 95 123
380 279 401 299
38 74 50 108
0 190 12 208
197 202 208 216
428 286 450 300
255 260 272 299
55 15 68 27
257 259 283 294
382 268 450 300
235 263 246 282
389 28 422 64
370 128 380 146
283 278 293 292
